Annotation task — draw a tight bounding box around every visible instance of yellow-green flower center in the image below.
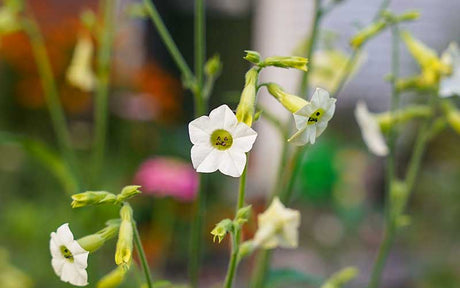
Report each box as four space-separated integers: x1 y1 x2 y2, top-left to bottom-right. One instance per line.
307 108 325 125
210 129 233 150
60 245 74 263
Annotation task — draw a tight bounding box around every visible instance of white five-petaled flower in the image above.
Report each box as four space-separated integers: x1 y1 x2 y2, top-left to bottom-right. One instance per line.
440 42 460 98
189 105 257 177
66 35 96 92
253 197 300 249
355 101 389 156
50 223 89 286
289 88 336 145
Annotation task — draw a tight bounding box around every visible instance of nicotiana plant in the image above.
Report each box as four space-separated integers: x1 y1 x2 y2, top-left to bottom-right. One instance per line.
1 0 459 287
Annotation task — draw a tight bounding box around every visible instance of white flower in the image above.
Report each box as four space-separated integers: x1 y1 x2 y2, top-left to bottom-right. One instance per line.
253 197 300 249
50 223 89 286
188 104 257 177
66 35 96 92
289 88 336 145
354 101 389 156
440 42 460 98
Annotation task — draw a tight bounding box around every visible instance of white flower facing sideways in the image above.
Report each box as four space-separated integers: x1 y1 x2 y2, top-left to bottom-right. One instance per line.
50 223 89 286
440 42 460 98
66 35 96 92
354 100 389 156
289 88 336 145
189 104 257 177
253 197 300 249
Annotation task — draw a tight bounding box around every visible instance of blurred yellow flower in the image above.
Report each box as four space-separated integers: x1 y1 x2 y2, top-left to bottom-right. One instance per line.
66 34 96 92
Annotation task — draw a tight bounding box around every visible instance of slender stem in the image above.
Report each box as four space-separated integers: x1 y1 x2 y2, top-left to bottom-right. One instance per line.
92 0 115 183
22 14 80 191
299 0 322 97
367 24 400 288
188 1 207 287
188 174 206 288
250 250 272 288
143 0 195 85
133 221 153 288
280 146 307 203
223 157 248 288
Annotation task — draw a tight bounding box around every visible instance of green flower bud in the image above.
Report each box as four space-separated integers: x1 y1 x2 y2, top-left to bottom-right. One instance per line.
376 105 433 132
97 266 127 288
236 68 259 126
235 205 252 227
0 4 21 35
115 204 133 270
117 185 142 202
266 83 308 113
210 218 233 243
238 240 256 261
389 180 408 222
205 54 223 77
395 10 420 22
350 21 387 49
77 219 121 253
80 9 96 30
321 267 359 288
71 191 117 208
261 56 308 72
243 50 261 65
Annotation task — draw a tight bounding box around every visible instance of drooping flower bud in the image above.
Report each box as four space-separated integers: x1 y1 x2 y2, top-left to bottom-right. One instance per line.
117 185 142 202
77 219 121 253
266 83 308 113
243 50 261 65
210 218 233 243
205 54 223 77
261 55 308 72
115 204 133 270
236 68 259 126
97 266 127 288
71 191 117 208
350 21 387 49
235 205 252 227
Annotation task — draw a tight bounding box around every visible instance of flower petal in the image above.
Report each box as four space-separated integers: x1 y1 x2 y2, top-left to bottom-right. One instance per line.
355 101 389 156
56 223 74 245
208 104 238 130
191 145 220 173
60 262 88 286
73 252 89 269
51 258 66 277
231 122 257 152
50 233 62 258
189 116 213 145
218 150 246 177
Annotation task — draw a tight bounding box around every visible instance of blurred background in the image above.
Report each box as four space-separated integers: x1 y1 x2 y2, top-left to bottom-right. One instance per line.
1 0 460 287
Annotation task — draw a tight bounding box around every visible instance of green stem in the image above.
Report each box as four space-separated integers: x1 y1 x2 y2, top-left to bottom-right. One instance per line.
280 146 307 203
92 0 115 183
250 250 272 288
22 14 80 190
299 0 322 97
188 174 206 288
133 221 153 288
223 157 248 288
188 1 207 287
143 0 195 86
367 23 400 288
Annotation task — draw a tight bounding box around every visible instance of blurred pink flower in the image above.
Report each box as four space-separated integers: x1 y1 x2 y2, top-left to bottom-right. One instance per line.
134 157 198 202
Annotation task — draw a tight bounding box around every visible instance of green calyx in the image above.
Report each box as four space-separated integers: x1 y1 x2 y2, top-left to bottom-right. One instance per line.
210 129 233 150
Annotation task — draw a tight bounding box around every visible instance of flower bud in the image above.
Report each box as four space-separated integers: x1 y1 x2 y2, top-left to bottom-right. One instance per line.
77 219 121 253
117 185 142 202
389 180 408 222
80 9 97 29
321 267 359 288
97 266 127 288
376 105 433 132
66 34 96 92
261 56 308 72
210 218 233 243
236 68 259 126
238 240 256 261
243 50 261 65
350 21 387 49
266 83 308 113
0 4 21 35
446 109 460 135
395 10 420 22
235 205 252 227
115 204 133 269
71 191 117 208
205 54 223 77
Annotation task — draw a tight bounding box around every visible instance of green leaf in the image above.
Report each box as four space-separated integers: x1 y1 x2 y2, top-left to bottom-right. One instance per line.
267 268 323 288
0 131 78 195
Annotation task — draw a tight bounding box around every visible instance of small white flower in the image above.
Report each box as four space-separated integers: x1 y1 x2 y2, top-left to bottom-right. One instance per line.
253 197 300 249
66 35 96 92
354 101 389 156
50 223 89 286
289 88 336 145
440 42 460 98
189 104 257 177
